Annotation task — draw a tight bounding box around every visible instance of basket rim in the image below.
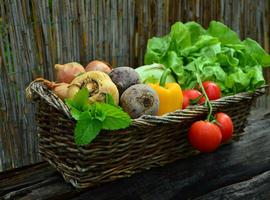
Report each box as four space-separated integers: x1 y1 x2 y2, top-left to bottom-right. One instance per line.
26 80 267 126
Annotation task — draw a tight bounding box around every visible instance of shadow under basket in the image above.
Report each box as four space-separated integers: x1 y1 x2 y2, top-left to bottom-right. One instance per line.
26 81 266 189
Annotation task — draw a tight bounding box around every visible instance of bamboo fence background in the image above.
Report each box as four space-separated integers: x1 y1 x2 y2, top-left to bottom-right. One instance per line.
0 0 269 172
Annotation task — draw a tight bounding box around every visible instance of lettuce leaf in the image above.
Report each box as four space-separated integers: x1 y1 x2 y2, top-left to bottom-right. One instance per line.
144 35 171 64
144 20 270 95
242 38 270 67
207 21 241 45
185 21 206 44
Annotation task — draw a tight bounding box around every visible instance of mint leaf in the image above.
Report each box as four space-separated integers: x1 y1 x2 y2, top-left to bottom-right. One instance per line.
65 98 74 109
89 103 106 121
105 93 116 106
65 99 82 120
78 110 92 120
74 118 102 146
98 103 132 130
65 87 90 120
65 87 89 112
70 108 82 120
73 87 89 111
65 89 132 145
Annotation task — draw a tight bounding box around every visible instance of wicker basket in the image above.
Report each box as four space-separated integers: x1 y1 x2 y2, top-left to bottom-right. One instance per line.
26 81 265 189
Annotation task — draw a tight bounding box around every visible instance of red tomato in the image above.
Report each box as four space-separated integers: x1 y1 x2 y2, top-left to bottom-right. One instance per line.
182 95 190 109
183 89 205 105
198 96 205 105
188 121 222 153
215 112 234 143
202 81 221 100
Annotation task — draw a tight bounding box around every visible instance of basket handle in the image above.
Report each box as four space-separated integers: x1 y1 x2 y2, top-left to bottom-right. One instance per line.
26 79 72 118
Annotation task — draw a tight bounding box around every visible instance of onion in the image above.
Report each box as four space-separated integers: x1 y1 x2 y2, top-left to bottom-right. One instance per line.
85 60 112 74
52 83 70 100
55 62 85 83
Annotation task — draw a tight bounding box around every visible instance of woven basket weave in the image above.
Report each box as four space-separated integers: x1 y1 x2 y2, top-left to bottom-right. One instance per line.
26 81 265 188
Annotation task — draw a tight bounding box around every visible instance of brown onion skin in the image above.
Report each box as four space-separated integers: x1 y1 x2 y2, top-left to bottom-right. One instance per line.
52 83 70 100
55 62 85 83
85 60 112 74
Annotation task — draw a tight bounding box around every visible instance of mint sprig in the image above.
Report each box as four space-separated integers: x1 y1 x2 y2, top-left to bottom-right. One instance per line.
74 119 102 146
65 88 131 146
99 103 132 130
105 93 116 106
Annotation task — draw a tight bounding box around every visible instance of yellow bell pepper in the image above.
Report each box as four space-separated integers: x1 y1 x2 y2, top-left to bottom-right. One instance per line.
148 68 183 116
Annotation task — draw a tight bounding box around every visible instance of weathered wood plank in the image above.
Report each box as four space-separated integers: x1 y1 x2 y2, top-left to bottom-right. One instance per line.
0 163 76 200
195 170 270 200
0 107 269 200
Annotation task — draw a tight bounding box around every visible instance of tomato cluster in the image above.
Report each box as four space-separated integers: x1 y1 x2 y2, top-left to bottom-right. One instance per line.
182 81 221 109
188 112 234 153
183 81 234 153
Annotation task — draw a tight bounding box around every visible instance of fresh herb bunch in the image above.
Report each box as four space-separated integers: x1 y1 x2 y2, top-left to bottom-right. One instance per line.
65 88 131 146
145 21 270 95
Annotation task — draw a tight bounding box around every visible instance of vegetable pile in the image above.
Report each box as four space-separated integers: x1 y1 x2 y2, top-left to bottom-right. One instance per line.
40 60 163 146
37 60 134 146
33 21 270 152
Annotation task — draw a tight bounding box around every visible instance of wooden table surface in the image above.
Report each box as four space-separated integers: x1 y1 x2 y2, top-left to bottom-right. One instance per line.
0 107 270 200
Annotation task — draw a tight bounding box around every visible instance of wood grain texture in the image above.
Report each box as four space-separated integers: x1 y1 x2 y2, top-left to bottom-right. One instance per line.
194 171 270 200
0 107 269 200
0 0 270 172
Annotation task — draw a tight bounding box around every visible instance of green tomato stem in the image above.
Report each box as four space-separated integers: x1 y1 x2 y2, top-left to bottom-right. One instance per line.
160 68 172 87
196 73 213 121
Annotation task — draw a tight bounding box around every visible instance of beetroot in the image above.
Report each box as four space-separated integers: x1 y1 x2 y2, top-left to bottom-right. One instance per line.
120 84 159 118
109 67 140 95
